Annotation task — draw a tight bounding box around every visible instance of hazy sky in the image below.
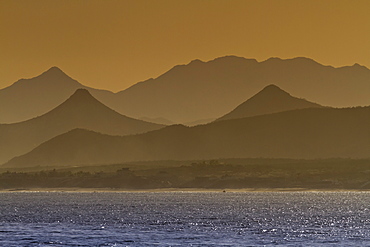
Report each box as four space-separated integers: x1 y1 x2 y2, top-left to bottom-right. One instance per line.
1 0 369 92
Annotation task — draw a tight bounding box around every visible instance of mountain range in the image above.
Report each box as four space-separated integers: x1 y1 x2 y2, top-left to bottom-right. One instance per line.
0 89 163 164
1 56 369 168
1 56 369 124
0 67 112 123
4 106 369 167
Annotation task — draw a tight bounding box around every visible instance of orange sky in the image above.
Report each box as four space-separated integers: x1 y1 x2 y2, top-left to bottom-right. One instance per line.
1 0 369 92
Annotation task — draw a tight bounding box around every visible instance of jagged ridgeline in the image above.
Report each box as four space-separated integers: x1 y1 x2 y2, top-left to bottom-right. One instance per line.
1 56 369 124
1 56 369 168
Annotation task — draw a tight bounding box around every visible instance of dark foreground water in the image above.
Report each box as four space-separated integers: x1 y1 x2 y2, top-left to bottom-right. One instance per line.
0 192 369 246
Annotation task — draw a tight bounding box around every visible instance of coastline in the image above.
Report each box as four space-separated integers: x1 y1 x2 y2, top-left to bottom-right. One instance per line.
1 187 369 193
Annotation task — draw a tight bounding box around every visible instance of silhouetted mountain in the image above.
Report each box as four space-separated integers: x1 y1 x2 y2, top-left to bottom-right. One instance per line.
113 56 370 122
0 67 115 123
4 106 369 167
0 89 164 164
1 56 369 123
216 84 323 121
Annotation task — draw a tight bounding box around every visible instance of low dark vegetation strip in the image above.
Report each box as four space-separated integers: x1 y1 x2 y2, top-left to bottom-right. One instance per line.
1 159 369 190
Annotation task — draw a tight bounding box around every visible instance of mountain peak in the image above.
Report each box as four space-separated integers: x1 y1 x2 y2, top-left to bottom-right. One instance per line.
71 88 91 96
261 84 283 91
31 66 75 82
47 88 101 111
65 88 94 103
189 59 204 65
352 63 368 70
216 85 322 121
263 57 321 67
48 66 63 72
41 66 68 77
258 84 290 96
212 55 258 64
265 57 282 62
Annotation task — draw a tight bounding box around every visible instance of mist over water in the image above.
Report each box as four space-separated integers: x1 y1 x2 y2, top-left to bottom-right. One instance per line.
0 192 369 246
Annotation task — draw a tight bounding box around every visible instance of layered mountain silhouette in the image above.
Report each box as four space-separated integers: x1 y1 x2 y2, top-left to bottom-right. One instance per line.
216 84 323 121
1 56 370 123
0 89 164 164
4 106 369 167
113 56 370 122
0 67 116 123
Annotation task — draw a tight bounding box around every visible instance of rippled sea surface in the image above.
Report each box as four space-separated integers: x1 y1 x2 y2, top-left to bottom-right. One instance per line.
0 192 369 246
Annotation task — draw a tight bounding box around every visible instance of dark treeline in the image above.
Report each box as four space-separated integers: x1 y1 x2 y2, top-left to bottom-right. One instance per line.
1 159 369 190
0 168 157 189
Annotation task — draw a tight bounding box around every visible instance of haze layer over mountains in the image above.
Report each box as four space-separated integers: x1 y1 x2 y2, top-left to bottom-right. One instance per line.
216 84 323 121
1 86 369 168
1 56 369 124
0 89 163 164
1 56 369 168
5 106 369 167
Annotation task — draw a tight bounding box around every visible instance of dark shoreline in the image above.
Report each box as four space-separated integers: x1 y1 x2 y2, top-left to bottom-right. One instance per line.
1 188 370 192
1 158 369 191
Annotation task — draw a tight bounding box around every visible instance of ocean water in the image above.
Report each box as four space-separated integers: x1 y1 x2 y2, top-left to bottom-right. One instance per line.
0 192 369 246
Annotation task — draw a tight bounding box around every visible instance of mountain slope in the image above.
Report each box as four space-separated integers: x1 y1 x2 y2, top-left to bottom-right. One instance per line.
216 84 323 121
113 56 370 122
0 67 115 123
4 106 369 167
0 89 164 164
2 56 370 124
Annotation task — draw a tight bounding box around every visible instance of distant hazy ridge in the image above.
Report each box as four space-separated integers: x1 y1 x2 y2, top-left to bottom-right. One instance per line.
1 56 369 123
5 106 369 167
0 89 163 164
